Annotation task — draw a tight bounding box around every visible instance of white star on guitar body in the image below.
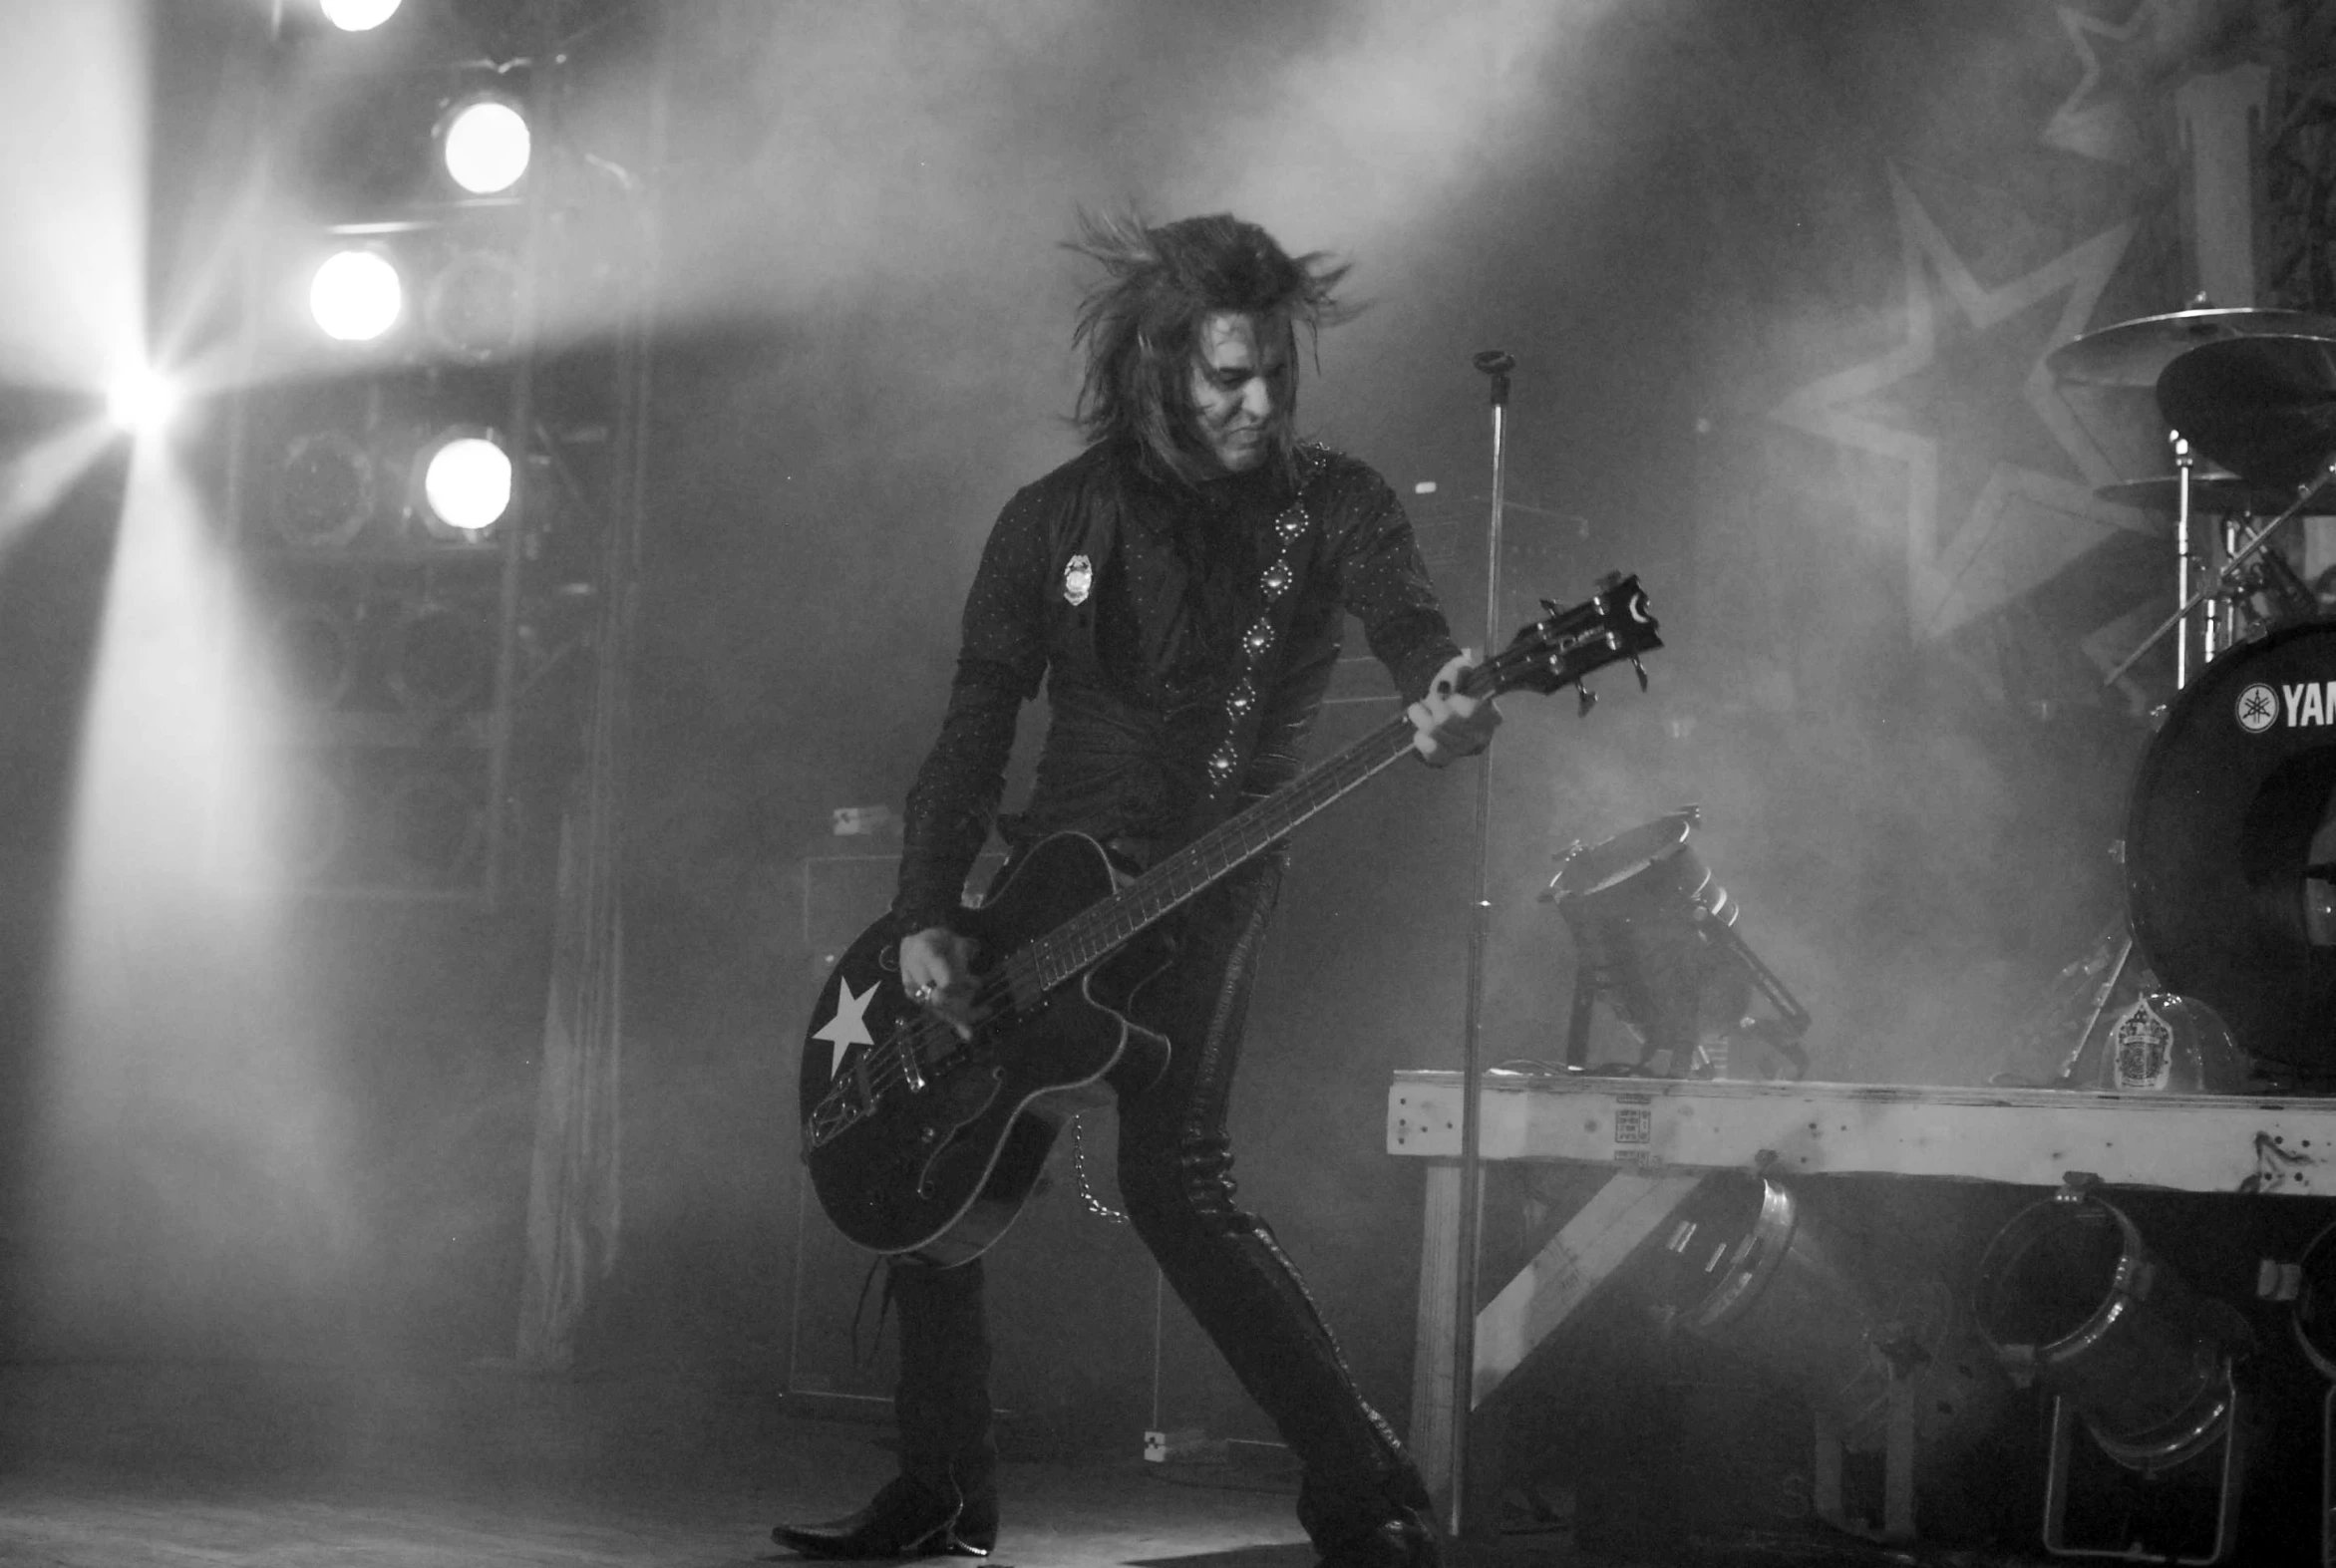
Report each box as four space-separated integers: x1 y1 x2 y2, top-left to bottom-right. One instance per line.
812 978 877 1079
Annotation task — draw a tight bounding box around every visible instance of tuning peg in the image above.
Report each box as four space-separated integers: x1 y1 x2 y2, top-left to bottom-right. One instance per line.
1539 597 1559 616
1631 658 1649 691
1577 684 1597 717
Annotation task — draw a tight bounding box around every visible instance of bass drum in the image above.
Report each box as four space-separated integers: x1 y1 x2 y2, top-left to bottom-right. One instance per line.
2127 620 2336 1074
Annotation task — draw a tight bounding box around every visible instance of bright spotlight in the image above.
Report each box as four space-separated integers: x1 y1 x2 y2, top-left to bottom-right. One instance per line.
419 433 512 532
440 97 530 195
320 0 402 30
106 368 180 435
309 249 404 343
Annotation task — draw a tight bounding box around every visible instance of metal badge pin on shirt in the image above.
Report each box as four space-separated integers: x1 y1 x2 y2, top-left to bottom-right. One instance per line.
1063 553 1093 606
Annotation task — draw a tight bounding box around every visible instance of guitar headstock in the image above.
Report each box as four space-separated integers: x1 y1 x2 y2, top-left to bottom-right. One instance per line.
1482 572 1661 710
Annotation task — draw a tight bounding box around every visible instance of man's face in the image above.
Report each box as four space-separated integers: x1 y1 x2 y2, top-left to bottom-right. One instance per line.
1186 311 1287 474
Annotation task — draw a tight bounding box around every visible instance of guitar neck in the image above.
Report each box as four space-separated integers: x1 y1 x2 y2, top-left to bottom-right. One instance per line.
1025 710 1425 991
1005 573 1655 999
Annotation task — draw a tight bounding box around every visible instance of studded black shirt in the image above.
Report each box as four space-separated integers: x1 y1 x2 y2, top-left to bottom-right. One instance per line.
893 439 1457 933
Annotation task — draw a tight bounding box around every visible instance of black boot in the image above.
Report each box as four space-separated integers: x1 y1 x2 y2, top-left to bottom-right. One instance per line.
1310 1514 1439 1568
1299 1474 1439 1568
773 1260 1002 1560
770 1473 992 1560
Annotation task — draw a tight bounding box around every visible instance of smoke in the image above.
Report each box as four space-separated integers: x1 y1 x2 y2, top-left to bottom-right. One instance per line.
653 0 1612 323
0 1 146 395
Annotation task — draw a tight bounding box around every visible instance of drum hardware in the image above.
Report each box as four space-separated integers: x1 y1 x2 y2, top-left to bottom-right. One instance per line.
2099 456 2336 689
1992 910 2150 1091
2092 328 2336 685
1542 806 1811 1080
2051 307 2336 688
2219 531 2321 632
2097 473 2299 516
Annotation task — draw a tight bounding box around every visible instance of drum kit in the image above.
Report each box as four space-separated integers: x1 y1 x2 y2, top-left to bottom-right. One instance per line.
1547 303 2336 1086
2044 304 2336 1080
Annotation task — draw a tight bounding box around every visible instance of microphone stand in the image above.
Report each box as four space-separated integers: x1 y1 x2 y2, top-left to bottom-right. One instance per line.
1446 348 1513 1538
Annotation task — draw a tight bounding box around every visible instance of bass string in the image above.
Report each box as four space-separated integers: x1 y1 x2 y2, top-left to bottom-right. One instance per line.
840 716 1422 1112
824 608 1593 1123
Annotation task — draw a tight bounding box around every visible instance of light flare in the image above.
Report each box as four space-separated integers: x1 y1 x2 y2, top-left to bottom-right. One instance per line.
105 365 181 434
38 444 362 1352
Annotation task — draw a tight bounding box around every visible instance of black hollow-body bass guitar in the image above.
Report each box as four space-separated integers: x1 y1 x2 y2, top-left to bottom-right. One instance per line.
799 575 1662 1265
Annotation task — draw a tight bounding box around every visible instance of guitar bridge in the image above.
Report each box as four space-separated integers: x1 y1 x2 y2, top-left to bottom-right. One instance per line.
805 1089 859 1151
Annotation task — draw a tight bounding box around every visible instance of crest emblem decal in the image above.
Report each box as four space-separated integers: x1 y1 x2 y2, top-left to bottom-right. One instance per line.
1063 553 1093 607
2109 995 2172 1092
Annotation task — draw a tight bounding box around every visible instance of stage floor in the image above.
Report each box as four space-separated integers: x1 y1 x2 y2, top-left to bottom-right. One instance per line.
0 1359 2056 1567
0 1359 1305 1568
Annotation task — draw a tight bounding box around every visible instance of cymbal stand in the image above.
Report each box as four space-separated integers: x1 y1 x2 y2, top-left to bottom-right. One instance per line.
2103 456 2336 689
2174 432 2197 689
2050 920 2138 1087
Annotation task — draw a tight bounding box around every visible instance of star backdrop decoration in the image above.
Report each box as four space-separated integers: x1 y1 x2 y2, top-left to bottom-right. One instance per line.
2044 1 2167 164
1770 169 2137 644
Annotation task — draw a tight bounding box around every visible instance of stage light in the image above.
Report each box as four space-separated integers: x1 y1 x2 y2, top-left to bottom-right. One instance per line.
1545 807 1811 1078
272 763 352 881
1650 1174 2003 1447
384 766 486 880
266 603 359 710
440 96 530 195
1976 1191 2250 1558
105 368 179 435
1641 1173 2007 1542
422 249 522 361
320 0 402 30
2287 1222 2336 1568
417 431 511 532
309 248 404 343
273 430 376 548
387 601 495 712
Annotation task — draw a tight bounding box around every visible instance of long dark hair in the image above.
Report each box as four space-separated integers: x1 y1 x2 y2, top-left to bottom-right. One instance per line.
1067 210 1355 486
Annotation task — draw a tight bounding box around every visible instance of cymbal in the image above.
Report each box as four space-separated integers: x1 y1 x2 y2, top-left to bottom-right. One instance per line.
2157 334 2336 490
2047 306 2336 387
2096 474 2303 514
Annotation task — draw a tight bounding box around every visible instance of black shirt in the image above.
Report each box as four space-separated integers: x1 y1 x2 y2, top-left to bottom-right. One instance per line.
893 439 1458 933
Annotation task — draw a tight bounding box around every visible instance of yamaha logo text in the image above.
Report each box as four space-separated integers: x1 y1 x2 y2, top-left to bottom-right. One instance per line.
2236 679 2336 733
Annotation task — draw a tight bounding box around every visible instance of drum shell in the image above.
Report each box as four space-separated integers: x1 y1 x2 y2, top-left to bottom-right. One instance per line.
2126 621 2336 1073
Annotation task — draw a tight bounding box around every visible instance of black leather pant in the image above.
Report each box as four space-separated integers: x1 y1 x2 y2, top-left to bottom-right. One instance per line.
885 856 1431 1555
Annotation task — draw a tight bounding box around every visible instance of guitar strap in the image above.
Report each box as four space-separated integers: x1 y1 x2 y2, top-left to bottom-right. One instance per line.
1183 444 1327 843
1043 445 1329 863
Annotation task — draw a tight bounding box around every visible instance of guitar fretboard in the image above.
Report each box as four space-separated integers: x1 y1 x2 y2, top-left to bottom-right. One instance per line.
1024 715 1420 993
980 579 1645 1013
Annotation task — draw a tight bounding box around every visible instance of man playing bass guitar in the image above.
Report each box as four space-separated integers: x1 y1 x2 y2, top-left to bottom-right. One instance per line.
775 210 1498 1568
